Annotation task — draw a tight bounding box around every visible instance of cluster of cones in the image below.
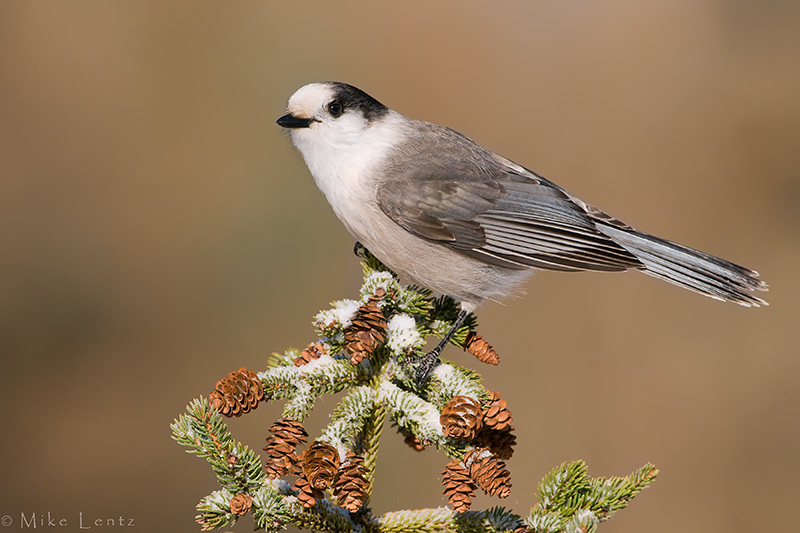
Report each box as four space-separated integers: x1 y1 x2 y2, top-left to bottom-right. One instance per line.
263 417 370 513
438 392 516 512
206 290 511 517
207 371 369 515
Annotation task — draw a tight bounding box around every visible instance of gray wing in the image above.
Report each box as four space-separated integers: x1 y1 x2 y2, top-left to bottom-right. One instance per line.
377 166 643 272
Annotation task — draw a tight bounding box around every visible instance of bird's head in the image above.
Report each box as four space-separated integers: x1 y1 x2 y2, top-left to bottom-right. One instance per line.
277 82 402 189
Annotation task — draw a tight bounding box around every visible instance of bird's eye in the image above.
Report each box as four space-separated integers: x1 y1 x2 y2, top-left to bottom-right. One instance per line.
328 100 344 118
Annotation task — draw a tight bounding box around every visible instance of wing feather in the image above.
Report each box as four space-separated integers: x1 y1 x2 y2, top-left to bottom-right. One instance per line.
377 165 642 272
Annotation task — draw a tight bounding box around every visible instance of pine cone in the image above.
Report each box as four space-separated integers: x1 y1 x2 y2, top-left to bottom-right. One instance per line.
482 391 514 431
294 475 323 508
294 342 327 367
302 441 341 490
440 396 483 441
343 291 387 365
474 428 517 460
441 459 477 513
333 451 370 512
404 432 426 452
464 448 512 498
229 493 252 516
208 367 264 417
263 417 308 479
465 332 499 365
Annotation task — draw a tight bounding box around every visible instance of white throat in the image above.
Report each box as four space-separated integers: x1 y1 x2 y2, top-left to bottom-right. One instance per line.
289 112 405 228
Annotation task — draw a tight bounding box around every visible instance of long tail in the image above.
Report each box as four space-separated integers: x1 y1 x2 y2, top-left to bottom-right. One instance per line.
597 225 768 307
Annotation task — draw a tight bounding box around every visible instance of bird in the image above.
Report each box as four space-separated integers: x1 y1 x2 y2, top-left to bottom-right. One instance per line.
276 81 768 382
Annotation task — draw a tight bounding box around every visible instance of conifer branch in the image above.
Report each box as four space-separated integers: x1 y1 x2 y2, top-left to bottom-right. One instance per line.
172 251 657 532
361 402 386 495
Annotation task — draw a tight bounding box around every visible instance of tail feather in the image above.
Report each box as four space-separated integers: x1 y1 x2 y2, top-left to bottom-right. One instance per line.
597 225 768 307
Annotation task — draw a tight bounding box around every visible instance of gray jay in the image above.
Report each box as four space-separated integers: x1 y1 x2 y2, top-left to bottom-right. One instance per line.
277 82 767 381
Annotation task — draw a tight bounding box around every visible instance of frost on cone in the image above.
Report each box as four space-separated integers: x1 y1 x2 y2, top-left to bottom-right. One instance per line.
464 448 512 498
343 289 387 365
208 367 264 417
464 332 500 365
440 396 483 441
333 451 370 512
229 493 252 516
441 459 477 513
263 417 308 479
482 391 514 432
294 342 327 367
301 441 341 490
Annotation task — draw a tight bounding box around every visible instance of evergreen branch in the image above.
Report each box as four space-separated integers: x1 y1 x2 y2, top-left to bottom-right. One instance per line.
283 498 356 533
377 379 450 451
564 510 598 533
426 296 478 347
527 461 658 531
173 257 658 532
299 355 366 395
361 403 387 494
392 285 434 317
361 270 401 302
425 362 487 409
195 489 237 531
268 349 299 369
377 506 522 533
319 386 378 449
259 356 365 421
377 507 456 533
282 381 316 421
536 461 592 516
253 481 358 533
586 462 659 519
260 365 300 402
171 397 265 493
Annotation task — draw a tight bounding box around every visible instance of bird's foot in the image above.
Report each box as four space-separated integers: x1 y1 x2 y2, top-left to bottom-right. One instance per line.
412 347 443 388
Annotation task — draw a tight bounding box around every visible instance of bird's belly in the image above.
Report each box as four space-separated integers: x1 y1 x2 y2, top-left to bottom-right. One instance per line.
340 205 533 310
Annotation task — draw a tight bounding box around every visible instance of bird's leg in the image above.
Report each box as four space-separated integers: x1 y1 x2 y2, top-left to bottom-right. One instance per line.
414 308 469 387
353 241 365 257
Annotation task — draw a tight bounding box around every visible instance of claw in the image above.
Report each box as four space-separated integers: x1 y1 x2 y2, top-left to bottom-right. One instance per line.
414 348 442 387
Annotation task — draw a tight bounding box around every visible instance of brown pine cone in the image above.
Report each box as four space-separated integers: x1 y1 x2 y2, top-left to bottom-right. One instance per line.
333 451 370 512
263 417 308 479
229 493 252 516
208 367 264 417
302 441 341 490
464 448 512 498
343 291 387 365
294 342 327 367
403 432 426 452
482 391 514 432
294 475 323 508
473 428 517 460
440 396 483 441
464 332 499 365
441 459 477 513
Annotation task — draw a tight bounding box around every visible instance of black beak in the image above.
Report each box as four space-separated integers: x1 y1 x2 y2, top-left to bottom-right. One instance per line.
276 113 314 129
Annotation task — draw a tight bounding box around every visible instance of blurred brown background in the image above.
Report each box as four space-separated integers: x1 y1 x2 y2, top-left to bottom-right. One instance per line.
1 2 798 532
